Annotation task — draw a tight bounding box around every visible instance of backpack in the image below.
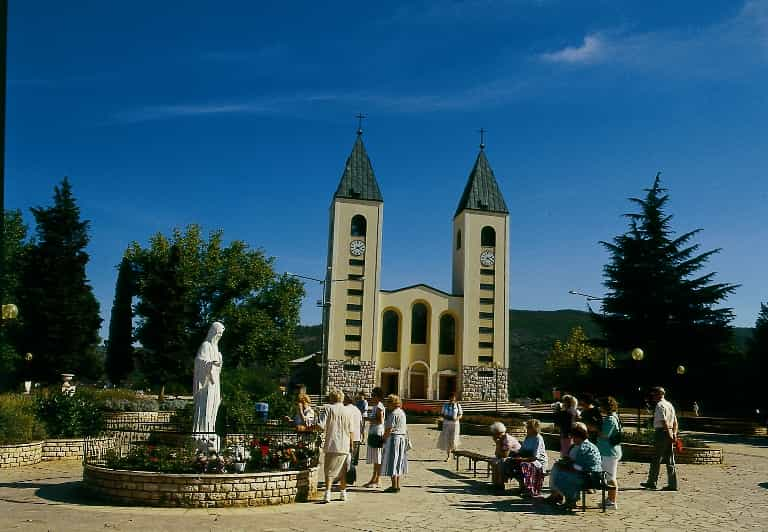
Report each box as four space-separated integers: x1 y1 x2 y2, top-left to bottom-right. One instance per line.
608 414 623 446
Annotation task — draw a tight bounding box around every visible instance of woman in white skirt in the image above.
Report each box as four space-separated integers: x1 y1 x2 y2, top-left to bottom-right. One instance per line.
437 392 463 461
381 394 408 493
364 387 386 488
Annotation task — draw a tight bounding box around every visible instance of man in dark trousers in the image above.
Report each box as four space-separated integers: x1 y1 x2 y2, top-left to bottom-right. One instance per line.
641 386 679 491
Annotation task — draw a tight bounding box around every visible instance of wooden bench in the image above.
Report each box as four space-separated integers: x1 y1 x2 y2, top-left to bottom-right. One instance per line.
452 450 495 478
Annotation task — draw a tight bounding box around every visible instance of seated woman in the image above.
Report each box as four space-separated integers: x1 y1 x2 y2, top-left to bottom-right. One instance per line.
292 393 315 431
545 422 602 510
506 418 548 497
489 422 521 488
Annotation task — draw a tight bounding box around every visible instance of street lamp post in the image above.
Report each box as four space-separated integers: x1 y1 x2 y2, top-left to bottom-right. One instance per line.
632 347 644 433
287 270 361 398
492 361 501 416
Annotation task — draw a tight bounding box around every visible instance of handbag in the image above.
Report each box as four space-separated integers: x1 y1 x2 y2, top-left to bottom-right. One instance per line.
674 437 683 453
345 462 357 485
367 433 384 449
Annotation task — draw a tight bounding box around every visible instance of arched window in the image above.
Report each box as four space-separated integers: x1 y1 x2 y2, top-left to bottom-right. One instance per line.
351 215 367 237
456 230 462 250
381 310 399 352
439 314 456 355
481 226 496 247
411 303 428 344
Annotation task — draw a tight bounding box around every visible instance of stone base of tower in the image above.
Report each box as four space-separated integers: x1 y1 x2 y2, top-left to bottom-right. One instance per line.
461 365 508 401
327 360 376 396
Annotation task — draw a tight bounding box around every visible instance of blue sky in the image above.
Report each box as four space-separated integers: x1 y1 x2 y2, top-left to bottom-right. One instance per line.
7 0 768 332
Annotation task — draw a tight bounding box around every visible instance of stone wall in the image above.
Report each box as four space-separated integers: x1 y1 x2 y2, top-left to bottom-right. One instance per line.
327 360 375 395
42 436 116 461
0 441 43 469
83 465 318 507
105 411 173 426
461 365 509 401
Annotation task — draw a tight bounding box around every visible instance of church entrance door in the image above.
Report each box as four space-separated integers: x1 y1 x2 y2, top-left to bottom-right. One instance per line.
409 373 427 399
439 376 457 400
381 372 399 396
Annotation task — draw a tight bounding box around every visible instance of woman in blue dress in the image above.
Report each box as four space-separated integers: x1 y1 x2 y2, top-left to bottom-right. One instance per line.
545 422 602 510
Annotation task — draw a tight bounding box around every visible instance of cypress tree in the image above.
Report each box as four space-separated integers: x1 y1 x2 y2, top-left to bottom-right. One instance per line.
18 178 103 383
105 257 135 385
597 173 738 399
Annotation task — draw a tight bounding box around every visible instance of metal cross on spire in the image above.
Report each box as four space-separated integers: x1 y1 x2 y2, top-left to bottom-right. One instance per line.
478 128 486 150
356 113 367 135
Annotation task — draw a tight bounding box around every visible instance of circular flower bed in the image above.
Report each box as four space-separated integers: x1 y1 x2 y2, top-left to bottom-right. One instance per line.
83 465 318 507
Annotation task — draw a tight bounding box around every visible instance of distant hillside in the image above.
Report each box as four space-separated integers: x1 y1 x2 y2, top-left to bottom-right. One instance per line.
295 311 755 396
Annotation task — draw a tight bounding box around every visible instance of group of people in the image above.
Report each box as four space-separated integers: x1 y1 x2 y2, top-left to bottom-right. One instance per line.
293 384 680 510
298 387 410 503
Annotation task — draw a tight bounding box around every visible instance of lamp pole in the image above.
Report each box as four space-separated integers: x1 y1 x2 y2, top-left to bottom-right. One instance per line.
492 361 501 416
632 348 644 433
568 290 608 369
287 271 361 398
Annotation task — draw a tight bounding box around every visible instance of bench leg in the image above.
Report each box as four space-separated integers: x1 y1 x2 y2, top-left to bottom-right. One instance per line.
582 489 586 512
602 485 606 513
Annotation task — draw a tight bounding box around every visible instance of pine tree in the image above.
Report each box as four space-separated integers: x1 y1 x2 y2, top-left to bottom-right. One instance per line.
17 178 103 383
105 257 135 385
597 173 738 398
748 303 768 413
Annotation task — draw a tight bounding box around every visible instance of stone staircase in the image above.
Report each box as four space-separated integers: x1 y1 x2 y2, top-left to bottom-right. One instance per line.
403 398 528 415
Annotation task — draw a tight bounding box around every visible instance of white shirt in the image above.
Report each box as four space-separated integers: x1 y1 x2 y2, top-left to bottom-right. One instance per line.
653 398 677 430
319 402 354 454
344 403 362 442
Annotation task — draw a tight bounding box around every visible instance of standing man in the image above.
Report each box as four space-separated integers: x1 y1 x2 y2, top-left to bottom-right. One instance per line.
642 386 678 491
343 391 363 484
318 389 354 503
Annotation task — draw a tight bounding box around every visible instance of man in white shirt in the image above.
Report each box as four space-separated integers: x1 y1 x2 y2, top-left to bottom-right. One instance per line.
318 389 354 503
642 386 679 491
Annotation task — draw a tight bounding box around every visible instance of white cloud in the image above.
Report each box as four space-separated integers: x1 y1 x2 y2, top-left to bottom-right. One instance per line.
540 34 607 64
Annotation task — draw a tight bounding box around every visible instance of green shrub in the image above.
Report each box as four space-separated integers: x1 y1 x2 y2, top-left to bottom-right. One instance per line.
0 394 47 445
35 390 104 438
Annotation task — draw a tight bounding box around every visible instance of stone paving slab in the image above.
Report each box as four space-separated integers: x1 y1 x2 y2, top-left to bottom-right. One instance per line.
1 425 767 531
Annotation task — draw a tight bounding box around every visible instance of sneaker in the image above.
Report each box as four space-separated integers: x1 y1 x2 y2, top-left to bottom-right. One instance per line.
323 490 332 503
605 500 617 509
660 486 678 492
383 486 398 493
640 482 657 490
339 490 348 502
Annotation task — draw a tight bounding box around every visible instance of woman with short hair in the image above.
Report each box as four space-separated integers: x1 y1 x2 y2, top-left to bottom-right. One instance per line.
381 394 408 493
545 422 603 510
437 391 463 461
597 396 622 509
364 387 385 488
506 418 548 497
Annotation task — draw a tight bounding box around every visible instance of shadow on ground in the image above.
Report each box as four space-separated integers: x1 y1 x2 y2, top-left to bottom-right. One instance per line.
0 479 106 507
759 482 768 490
688 432 768 448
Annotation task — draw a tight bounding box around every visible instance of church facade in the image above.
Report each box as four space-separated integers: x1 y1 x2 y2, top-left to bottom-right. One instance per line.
323 131 509 401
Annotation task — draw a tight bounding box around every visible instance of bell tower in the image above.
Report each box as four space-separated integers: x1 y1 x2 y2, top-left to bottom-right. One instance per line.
324 126 383 395
452 140 510 400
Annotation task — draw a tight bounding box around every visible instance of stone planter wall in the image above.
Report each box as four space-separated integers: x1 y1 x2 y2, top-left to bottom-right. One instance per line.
83 465 318 507
0 441 43 469
105 411 173 426
42 436 116 461
541 432 723 465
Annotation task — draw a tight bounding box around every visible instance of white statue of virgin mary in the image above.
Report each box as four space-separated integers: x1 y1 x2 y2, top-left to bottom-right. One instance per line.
192 322 225 449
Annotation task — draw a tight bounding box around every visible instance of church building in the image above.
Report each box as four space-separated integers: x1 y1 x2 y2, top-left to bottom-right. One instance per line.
323 128 509 401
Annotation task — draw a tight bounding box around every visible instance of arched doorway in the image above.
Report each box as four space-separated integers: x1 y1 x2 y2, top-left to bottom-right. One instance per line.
407 361 429 399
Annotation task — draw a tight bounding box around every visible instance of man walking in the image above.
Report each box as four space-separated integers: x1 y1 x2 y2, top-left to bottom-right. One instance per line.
641 386 678 491
343 391 363 484
318 389 354 503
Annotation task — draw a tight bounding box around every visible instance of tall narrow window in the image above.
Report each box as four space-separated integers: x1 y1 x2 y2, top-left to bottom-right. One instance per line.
439 314 456 355
411 303 428 344
481 226 496 247
381 310 399 352
456 230 462 250
351 215 367 237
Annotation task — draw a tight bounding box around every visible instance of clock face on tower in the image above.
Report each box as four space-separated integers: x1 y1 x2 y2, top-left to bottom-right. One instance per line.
350 240 366 257
480 249 495 267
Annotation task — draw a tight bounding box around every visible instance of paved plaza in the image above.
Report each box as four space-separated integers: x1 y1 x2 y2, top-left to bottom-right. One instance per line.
1 425 767 531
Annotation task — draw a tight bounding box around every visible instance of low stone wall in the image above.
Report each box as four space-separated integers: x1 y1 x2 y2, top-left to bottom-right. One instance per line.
0 441 43 469
83 465 318 508
42 436 116 461
105 411 173 426
541 432 723 464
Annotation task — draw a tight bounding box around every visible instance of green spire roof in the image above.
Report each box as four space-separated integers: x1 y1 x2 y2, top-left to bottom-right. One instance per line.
455 149 508 217
334 134 383 202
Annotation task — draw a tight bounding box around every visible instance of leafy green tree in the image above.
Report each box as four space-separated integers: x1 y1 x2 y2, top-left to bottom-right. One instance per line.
105 257 136 385
0 210 28 389
597 174 737 399
545 326 613 390
127 225 304 393
748 303 768 414
17 179 103 383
